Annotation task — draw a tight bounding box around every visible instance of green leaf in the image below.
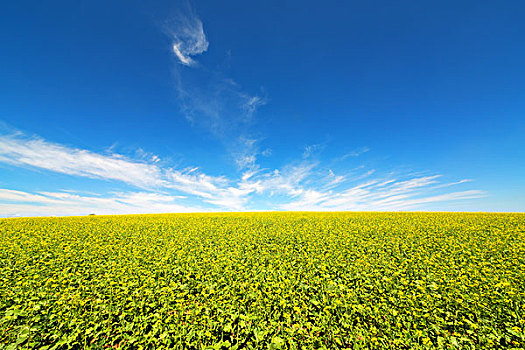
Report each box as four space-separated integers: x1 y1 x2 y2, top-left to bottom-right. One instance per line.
269 336 285 350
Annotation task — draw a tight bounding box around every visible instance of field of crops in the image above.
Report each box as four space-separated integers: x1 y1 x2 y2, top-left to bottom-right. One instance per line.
1 212 524 349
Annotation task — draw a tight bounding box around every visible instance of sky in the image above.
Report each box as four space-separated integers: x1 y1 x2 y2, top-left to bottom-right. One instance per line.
0 0 524 216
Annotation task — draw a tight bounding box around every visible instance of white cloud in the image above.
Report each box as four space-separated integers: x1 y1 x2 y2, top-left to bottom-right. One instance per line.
241 95 267 119
325 169 346 188
303 143 325 158
0 131 485 216
166 7 265 169
233 137 259 170
0 134 165 188
0 189 201 217
0 132 245 210
246 162 319 198
168 10 208 66
236 154 257 169
338 147 370 161
261 148 272 157
174 74 265 140
280 175 485 211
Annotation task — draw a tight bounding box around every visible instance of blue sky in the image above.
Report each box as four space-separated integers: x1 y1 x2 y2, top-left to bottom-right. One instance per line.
1 0 524 216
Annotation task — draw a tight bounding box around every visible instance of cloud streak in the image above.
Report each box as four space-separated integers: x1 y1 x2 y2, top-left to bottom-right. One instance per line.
340 147 370 159
280 176 485 211
0 133 164 188
0 189 201 217
0 131 485 216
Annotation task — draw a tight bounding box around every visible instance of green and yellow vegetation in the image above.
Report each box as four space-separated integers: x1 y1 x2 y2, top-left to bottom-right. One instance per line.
1 212 524 349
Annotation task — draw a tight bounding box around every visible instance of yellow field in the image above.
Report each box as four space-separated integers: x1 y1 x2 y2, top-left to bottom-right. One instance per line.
1 212 524 349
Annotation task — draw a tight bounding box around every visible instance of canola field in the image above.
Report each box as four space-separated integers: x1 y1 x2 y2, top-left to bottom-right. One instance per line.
1 212 524 349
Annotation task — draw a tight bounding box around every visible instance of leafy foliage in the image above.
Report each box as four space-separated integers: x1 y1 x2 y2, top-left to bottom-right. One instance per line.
1 212 524 349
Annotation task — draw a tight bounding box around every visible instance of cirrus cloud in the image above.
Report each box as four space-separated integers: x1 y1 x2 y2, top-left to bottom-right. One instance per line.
0 129 485 216
167 6 208 66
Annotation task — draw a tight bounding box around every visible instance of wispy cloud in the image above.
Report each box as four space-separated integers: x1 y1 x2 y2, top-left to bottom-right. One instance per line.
0 133 164 189
337 146 370 161
0 132 242 209
303 143 325 159
241 95 267 119
166 4 266 167
280 175 485 211
173 70 266 138
325 169 346 188
0 131 264 211
0 130 485 216
0 189 201 217
166 5 208 66
233 137 260 170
